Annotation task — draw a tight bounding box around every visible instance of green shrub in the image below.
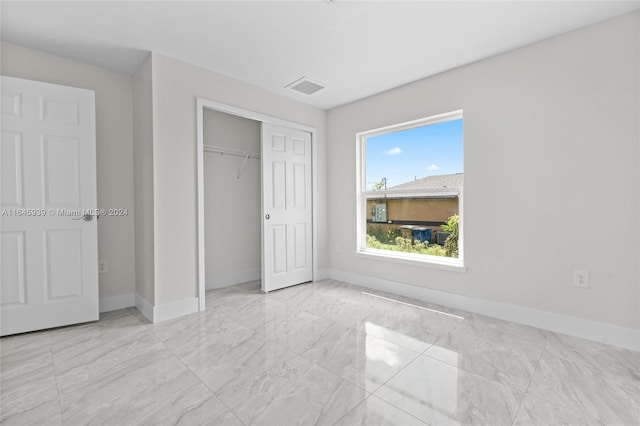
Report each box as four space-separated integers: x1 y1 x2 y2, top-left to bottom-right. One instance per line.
366 234 384 249
441 214 459 258
367 225 401 245
366 234 448 257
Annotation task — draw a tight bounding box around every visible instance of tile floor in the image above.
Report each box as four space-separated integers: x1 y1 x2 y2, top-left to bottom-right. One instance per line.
1 279 639 425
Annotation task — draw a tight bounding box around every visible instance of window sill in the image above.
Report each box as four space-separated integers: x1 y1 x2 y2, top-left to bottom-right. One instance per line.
355 249 467 272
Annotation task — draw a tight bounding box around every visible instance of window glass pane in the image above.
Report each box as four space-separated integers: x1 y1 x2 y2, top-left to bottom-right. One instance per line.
364 118 463 259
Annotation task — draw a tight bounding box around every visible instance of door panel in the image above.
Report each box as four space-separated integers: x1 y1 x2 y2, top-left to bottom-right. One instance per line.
271 133 286 152
45 230 83 300
0 132 24 207
42 135 81 208
292 163 306 208
40 97 79 125
271 161 286 209
0 76 98 336
1 90 22 118
261 123 312 292
292 137 306 156
293 223 307 271
0 231 26 306
272 225 287 275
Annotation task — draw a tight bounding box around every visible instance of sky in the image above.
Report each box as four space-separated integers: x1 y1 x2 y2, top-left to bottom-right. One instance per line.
365 118 463 191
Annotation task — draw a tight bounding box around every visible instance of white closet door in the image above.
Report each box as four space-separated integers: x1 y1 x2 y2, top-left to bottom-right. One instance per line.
1 76 98 335
261 123 312 292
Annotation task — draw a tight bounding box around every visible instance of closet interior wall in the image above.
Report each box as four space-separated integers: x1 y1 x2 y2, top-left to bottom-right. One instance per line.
204 109 261 290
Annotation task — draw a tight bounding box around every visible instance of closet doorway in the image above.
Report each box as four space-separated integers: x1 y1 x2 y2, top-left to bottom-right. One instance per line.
196 99 317 310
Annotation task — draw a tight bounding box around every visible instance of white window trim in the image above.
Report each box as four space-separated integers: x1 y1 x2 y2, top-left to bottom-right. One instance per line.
355 110 465 269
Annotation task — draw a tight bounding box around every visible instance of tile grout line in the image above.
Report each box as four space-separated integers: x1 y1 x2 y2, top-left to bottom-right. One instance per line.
286 317 429 422
309 295 454 356
364 354 431 423
326 394 374 426
10 281 637 424
148 304 268 425
181 292 370 426
420 328 540 393
519 338 607 421
47 333 65 426
206 286 374 426
308 363 372 426
324 391 436 426
372 349 534 426
510 338 549 425
255 279 469 423
152 329 248 426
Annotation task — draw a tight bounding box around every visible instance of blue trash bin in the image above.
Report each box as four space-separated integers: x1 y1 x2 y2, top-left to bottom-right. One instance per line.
413 227 427 243
412 227 433 243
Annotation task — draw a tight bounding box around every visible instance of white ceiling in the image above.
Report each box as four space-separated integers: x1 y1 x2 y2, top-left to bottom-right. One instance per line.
2 1 639 109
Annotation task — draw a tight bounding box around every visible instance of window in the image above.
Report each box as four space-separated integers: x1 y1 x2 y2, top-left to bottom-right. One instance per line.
356 110 464 267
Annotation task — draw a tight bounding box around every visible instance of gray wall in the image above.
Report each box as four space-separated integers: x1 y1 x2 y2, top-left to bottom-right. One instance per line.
133 55 155 306
4 10 636 334
150 53 328 305
1 41 136 309
203 110 261 289
327 12 639 330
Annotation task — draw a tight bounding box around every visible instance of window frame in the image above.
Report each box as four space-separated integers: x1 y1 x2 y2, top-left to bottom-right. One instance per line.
355 110 465 270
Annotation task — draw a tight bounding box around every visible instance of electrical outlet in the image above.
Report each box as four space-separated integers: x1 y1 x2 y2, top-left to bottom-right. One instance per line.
573 270 589 288
98 260 109 274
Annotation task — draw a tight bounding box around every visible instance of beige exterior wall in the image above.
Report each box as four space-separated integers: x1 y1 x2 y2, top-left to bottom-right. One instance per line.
367 198 458 225
366 197 458 242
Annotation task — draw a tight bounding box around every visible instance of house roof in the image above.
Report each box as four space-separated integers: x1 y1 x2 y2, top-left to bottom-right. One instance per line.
367 173 462 200
388 173 463 191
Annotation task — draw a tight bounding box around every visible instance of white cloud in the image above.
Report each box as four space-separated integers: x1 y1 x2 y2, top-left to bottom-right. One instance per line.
386 147 402 155
427 164 439 171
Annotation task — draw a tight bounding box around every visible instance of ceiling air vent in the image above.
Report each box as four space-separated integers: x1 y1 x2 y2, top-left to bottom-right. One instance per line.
285 77 325 95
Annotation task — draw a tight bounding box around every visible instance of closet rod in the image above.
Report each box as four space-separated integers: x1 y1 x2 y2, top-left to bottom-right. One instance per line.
203 144 260 159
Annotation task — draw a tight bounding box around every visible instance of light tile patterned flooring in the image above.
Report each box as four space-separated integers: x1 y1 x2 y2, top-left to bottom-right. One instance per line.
1 279 639 425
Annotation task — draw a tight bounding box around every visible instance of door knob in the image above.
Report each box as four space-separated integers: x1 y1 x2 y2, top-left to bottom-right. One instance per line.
72 213 93 222
265 214 270 220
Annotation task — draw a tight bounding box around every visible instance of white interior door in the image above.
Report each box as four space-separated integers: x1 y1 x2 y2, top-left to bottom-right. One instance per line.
1 76 98 336
261 123 312 292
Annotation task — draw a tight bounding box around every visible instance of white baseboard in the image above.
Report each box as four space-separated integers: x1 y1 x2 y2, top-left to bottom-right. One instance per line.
134 294 199 324
153 297 199 323
206 268 261 291
205 268 330 290
135 294 154 323
99 292 135 313
328 269 640 352
315 268 330 281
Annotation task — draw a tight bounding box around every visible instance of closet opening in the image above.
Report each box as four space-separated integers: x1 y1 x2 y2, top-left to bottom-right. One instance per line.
196 99 318 311
203 110 262 292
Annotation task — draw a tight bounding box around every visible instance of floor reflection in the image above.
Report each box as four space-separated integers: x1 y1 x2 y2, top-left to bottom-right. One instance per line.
360 291 465 319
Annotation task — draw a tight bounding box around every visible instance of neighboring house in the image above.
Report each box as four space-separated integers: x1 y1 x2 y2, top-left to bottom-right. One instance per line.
366 173 462 241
